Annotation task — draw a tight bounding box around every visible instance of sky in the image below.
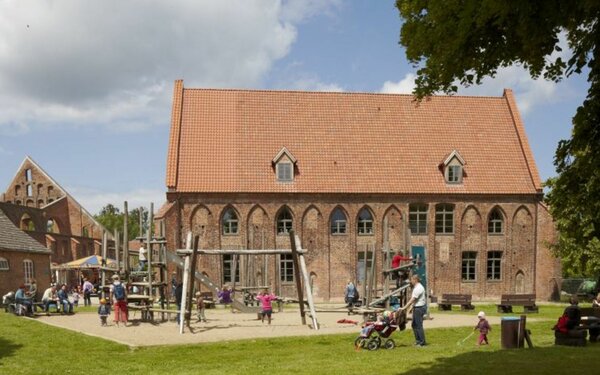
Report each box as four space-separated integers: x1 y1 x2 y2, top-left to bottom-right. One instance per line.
0 0 589 215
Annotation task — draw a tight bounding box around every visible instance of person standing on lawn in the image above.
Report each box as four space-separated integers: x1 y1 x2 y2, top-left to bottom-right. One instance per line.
474 311 491 346
400 274 427 347
82 278 94 306
109 274 128 326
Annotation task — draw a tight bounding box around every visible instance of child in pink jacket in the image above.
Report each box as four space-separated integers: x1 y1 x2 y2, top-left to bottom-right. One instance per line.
475 311 491 345
256 289 278 325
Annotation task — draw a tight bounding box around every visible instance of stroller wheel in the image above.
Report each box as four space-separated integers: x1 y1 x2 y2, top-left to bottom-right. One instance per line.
367 340 379 351
354 337 366 348
385 339 396 349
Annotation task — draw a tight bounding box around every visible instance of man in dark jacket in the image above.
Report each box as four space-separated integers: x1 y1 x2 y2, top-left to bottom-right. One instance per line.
564 296 581 330
57 284 73 314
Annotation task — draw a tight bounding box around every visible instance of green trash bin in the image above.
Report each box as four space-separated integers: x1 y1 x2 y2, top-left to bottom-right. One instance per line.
501 316 524 349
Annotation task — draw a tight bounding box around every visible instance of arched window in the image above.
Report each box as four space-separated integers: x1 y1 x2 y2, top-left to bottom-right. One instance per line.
47 219 59 233
15 185 21 196
25 169 32 182
47 186 54 195
488 209 504 234
20 214 35 231
23 259 34 284
37 184 43 195
222 208 239 235
276 207 293 235
37 199 44 208
357 208 374 235
330 208 347 234
0 257 9 271
26 184 33 197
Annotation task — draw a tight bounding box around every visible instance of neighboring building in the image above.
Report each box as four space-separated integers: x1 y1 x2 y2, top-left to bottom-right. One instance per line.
1 156 112 284
0 208 51 299
158 80 561 302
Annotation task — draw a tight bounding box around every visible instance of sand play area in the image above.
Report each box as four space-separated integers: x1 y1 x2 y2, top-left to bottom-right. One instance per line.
32 306 505 347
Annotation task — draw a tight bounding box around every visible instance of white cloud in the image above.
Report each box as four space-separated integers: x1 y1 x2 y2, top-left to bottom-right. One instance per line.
289 77 344 92
380 73 416 94
67 186 166 216
0 0 340 134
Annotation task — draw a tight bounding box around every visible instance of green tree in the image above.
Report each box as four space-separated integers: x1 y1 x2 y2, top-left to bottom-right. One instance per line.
397 1 600 276
94 204 148 239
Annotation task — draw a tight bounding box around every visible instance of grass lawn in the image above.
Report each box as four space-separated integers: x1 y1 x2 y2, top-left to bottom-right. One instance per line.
434 303 572 320
1 310 598 375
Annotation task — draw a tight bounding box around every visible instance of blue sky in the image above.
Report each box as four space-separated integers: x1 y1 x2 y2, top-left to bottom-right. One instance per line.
0 1 588 214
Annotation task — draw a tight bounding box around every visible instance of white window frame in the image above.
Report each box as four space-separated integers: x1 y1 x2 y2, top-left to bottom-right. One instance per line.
23 259 34 284
276 162 293 182
0 257 9 271
330 208 347 235
357 209 374 235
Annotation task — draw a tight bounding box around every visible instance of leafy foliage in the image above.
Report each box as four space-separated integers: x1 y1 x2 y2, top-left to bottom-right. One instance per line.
397 0 600 276
94 204 148 239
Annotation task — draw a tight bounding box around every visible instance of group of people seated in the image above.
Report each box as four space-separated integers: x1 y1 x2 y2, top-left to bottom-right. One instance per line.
3 280 75 316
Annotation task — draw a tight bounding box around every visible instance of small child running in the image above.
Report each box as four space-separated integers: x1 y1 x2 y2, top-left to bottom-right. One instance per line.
474 311 491 345
255 289 278 325
195 291 207 323
98 298 111 326
72 288 80 308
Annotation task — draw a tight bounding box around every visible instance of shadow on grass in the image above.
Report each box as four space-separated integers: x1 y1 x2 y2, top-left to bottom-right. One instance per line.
400 343 600 375
0 337 23 364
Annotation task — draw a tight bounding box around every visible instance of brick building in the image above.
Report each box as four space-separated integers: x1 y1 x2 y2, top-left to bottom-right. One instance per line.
0 208 52 298
158 80 561 302
1 156 111 282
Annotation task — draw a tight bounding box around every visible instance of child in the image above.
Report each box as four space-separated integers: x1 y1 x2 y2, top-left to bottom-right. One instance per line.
474 311 491 345
255 288 278 325
72 288 80 308
218 285 233 304
98 298 111 326
195 292 207 323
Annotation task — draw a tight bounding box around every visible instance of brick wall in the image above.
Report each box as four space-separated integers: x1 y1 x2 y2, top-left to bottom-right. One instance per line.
161 193 561 302
0 251 51 299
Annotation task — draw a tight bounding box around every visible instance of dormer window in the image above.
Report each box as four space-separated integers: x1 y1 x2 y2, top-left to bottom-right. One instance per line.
277 163 293 182
442 150 465 184
272 147 297 183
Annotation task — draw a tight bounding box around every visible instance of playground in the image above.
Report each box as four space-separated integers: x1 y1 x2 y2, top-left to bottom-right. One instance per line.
32 306 503 346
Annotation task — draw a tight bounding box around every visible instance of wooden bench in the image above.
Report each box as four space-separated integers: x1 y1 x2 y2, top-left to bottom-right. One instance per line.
579 307 600 342
497 294 538 313
438 294 474 311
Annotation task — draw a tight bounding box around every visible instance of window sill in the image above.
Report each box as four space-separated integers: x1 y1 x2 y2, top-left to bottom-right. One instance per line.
487 233 504 236
461 280 477 283
357 233 374 236
222 233 239 237
486 279 502 283
435 233 455 236
331 233 348 236
277 233 291 236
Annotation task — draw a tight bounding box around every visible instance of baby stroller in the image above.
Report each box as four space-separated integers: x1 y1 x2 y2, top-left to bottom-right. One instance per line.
355 317 398 350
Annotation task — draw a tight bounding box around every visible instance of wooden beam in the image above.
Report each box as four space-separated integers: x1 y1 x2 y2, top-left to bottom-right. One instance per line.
179 232 192 334
185 235 199 330
175 249 307 255
101 231 108 299
297 235 318 330
147 203 153 298
289 230 306 325
123 201 129 273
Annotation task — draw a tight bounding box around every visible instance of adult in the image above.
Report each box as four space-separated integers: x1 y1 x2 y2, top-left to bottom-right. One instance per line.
109 274 128 326
170 272 178 302
175 281 183 324
27 278 38 300
82 278 94 306
14 285 33 315
564 295 582 330
57 284 73 314
400 275 427 346
344 280 358 307
138 245 147 271
592 293 600 308
41 285 58 312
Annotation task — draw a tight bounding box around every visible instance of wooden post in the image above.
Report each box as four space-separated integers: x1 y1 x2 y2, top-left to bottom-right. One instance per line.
114 229 120 273
185 235 199 329
231 254 238 303
139 206 143 238
179 232 192 334
276 253 283 312
147 203 153 298
296 235 319 330
289 230 306 325
101 231 107 299
368 244 377 306
383 216 390 308
123 201 129 273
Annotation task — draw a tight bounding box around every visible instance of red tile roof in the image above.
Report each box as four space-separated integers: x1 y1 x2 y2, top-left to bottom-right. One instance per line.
166 80 542 195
